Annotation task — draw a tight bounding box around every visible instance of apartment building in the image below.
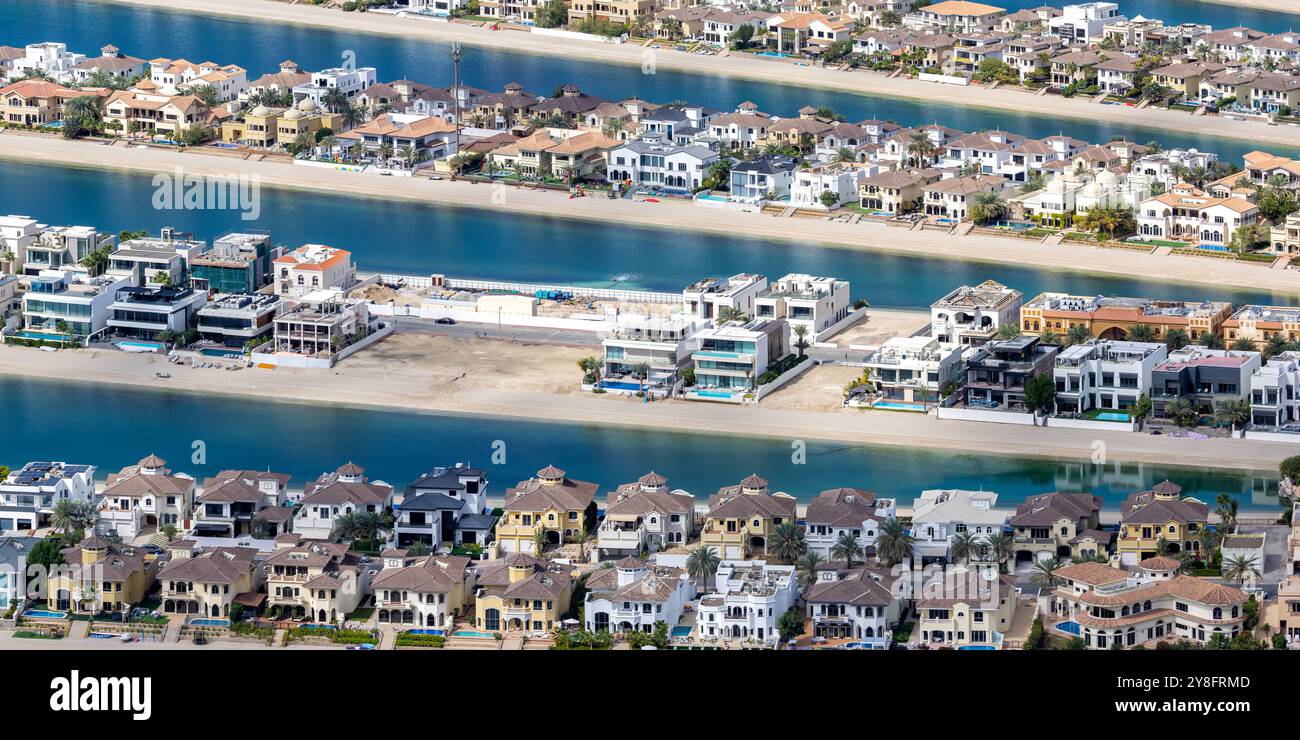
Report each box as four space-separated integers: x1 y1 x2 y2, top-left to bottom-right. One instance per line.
583 556 695 634
1051 340 1167 415
1050 559 1247 648
916 567 1018 648
294 462 393 541
1150 346 1261 417
803 564 902 645
860 336 964 408
1116 481 1208 565
371 552 474 629
961 335 1059 411
0 462 95 533
1010 491 1103 563
495 465 598 555
911 489 1010 564
473 553 573 634
597 472 695 559
803 488 895 559
1020 292 1230 345
158 543 260 618
931 279 1023 346
695 560 797 645
96 455 195 539
700 475 798 560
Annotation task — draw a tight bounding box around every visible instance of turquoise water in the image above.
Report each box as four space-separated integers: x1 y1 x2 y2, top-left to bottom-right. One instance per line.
873 401 928 412
958 644 998 650
671 626 693 638
1056 620 1082 636
4 162 1295 312
23 609 67 619
190 618 230 627
10 331 74 342
453 630 497 638
0 377 1279 511
117 340 163 351
1094 412 1133 422
199 348 245 358
406 628 446 636
2 1 1297 164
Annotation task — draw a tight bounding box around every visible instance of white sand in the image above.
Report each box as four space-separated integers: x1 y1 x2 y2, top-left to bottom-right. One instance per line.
91 0 1300 150
5 131 1297 298
1 339 1294 471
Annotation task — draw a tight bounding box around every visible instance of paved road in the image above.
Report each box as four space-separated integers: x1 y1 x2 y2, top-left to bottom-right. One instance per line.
391 316 600 347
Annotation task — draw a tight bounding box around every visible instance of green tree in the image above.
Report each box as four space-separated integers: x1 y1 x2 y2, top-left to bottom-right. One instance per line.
792 324 810 358
1065 323 1094 346
160 523 179 542
968 191 1008 225
1023 373 1057 418
875 517 913 566
768 522 806 564
685 545 720 589
61 95 103 139
1213 399 1250 432
1029 555 1062 588
1128 323 1156 343
1164 328 1190 351
1165 396 1198 427
1221 554 1260 586
777 606 803 642
950 530 980 564
830 531 864 568
795 550 823 588
29 538 65 572
984 531 1013 573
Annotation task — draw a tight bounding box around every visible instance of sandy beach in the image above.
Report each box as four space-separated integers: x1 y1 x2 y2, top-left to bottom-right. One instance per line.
5 131 1298 299
91 0 1300 150
1181 0 1300 12
1 336 1294 472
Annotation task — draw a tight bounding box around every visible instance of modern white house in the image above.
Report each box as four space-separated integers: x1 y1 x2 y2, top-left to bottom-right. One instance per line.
686 318 790 400
598 313 701 397
931 280 1024 346
21 271 130 339
1049 2 1124 45
0 214 44 273
802 488 896 559
1052 339 1167 416
605 135 717 191
911 489 1010 564
728 156 798 205
106 283 208 340
393 464 494 549
1249 351 1300 428
681 273 767 323
790 162 875 210
753 273 853 340
583 556 695 634
596 472 695 559
695 559 796 645
857 336 965 409
8 42 85 84
802 563 903 646
292 66 378 107
195 293 281 348
0 462 96 533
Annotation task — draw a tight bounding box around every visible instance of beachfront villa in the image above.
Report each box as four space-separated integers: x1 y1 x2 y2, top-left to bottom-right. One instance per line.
1222 304 1300 353
904 1 1007 33
264 539 374 623
0 461 96 533
157 542 259 618
959 335 1058 412
195 292 281 348
192 469 291 538
583 556 694 634
293 463 393 541
21 271 128 340
687 319 790 400
695 559 796 645
1019 292 1231 345
398 464 495 549
802 488 894 559
1149 346 1261 419
1050 339 1167 416
857 336 964 409
753 273 853 340
1248 350 1300 428
803 563 902 646
700 475 797 560
47 535 156 614
916 567 1018 648
273 244 357 299
910 489 1010 564
1049 558 1248 648
596 472 695 559
473 553 573 634
598 313 699 397
371 551 475 629
495 466 599 556
96 455 195 540
930 280 1023 346
1116 481 1208 565
1010 491 1103 563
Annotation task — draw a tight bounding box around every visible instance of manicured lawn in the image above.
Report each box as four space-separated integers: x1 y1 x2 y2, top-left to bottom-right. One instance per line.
347 607 375 621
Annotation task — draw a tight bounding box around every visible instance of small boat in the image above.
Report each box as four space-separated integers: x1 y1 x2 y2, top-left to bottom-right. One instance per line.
155 372 171 379
644 197 660 203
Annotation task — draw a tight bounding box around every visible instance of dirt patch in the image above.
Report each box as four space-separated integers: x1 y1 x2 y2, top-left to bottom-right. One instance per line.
758 364 864 412
829 309 928 349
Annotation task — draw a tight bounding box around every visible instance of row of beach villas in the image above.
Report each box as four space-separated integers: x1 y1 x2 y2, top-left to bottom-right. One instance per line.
4 37 1300 252
0 458 1288 649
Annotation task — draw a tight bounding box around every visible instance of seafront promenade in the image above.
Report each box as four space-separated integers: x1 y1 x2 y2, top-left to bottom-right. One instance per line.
4 131 1297 299
95 0 1300 150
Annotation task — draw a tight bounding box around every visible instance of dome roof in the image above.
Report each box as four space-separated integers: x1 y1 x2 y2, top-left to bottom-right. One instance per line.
249 104 273 117
283 107 304 121
297 96 318 112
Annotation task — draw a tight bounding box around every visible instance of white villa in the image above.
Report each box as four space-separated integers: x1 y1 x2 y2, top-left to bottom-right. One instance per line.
0 461 96 533
753 273 853 340
802 487 895 558
370 551 475 629
857 336 964 409
96 455 195 540
1052 340 1167 416
695 559 797 645
293 463 393 541
931 280 1024 346
596 472 695 559
584 556 695 634
911 489 1010 563
802 563 903 646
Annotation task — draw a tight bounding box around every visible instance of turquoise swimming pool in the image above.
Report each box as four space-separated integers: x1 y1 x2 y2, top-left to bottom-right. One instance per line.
199 348 244 358
453 629 495 638
23 609 67 619
873 401 927 412
191 618 230 627
11 330 75 342
1056 620 1081 636
671 626 692 638
406 628 445 636
117 340 163 352
958 645 997 650
1093 412 1131 422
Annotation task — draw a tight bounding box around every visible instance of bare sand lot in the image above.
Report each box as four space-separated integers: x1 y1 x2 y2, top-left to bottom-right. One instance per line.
756 364 864 413
827 310 929 349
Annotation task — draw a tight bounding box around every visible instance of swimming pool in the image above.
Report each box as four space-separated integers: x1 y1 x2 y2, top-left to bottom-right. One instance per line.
300 623 337 629
873 401 927 412
199 348 244 358
405 628 445 636
1196 244 1230 253
453 629 496 638
117 340 163 353
190 618 230 627
756 51 789 58
23 609 67 619
692 390 738 399
695 193 730 202
958 645 997 650
10 330 75 342
1055 620 1081 635
671 626 693 638
601 380 644 391
1093 412 1131 422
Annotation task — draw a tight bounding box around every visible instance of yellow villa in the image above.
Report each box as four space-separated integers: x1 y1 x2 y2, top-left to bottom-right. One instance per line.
494 465 598 556
157 541 260 618
1116 481 1208 566
46 535 158 614
700 474 798 560
473 553 573 634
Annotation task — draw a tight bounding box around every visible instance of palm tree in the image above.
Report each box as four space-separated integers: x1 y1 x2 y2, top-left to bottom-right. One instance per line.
1164 328 1190 351
795 550 824 588
984 531 1013 573
1029 555 1062 588
49 498 81 534
994 323 1020 340
792 324 810 358
320 87 348 114
634 361 651 394
1040 329 1061 346
1231 337 1255 352
1165 396 1197 428
329 512 359 542
1065 324 1094 346
1213 399 1250 433
1221 553 1260 586
830 531 864 568
950 530 980 564
1215 493 1239 534
685 545 720 589
341 102 368 130
769 522 806 564
377 142 395 165
968 190 1007 225
906 130 937 167
875 517 913 566
1128 323 1155 343
405 540 432 556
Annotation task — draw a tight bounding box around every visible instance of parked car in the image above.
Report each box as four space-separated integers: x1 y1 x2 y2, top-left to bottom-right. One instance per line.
435 317 456 325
